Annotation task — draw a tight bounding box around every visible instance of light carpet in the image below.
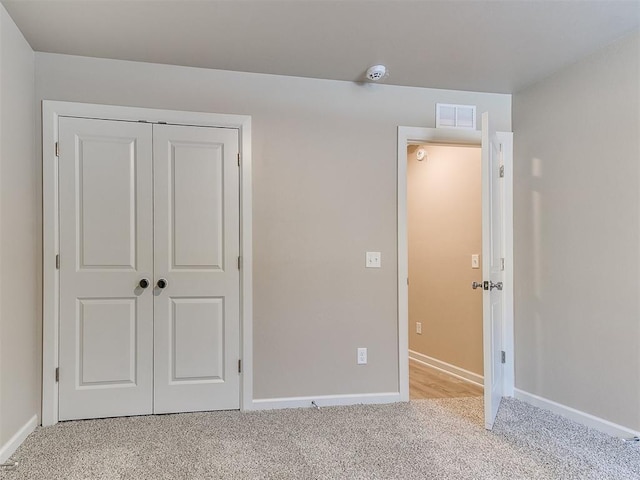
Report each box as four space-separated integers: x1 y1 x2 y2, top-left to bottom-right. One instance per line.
2 397 638 479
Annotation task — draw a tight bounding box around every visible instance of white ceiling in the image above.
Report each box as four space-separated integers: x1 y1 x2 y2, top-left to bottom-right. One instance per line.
2 0 639 93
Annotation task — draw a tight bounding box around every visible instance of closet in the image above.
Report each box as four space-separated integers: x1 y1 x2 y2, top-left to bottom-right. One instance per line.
57 116 240 420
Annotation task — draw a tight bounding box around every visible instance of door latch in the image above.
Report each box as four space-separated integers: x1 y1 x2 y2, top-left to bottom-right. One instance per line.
477 281 502 291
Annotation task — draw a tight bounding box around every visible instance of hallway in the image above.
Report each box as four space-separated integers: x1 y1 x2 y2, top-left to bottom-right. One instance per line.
409 359 483 400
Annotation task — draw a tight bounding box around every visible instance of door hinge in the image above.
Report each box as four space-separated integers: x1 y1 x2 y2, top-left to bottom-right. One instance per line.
55 254 60 269
237 256 242 270
501 351 506 364
237 153 241 167
238 359 242 374
500 258 505 271
499 165 504 178
55 142 59 157
55 367 59 382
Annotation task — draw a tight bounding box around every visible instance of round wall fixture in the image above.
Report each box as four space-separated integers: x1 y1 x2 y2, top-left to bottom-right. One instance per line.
416 148 427 161
366 64 388 81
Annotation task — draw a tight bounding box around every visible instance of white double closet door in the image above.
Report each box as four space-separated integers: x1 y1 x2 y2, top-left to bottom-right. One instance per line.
58 117 240 421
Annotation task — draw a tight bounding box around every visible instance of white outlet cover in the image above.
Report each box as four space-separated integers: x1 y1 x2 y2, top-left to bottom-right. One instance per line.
366 252 381 268
357 347 367 365
471 254 480 269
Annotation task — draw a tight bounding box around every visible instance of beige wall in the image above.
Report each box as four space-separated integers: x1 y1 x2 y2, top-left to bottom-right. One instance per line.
513 32 640 430
0 5 38 447
35 53 512 400
407 144 483 375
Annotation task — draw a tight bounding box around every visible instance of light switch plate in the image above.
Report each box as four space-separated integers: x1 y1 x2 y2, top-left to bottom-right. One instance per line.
471 254 480 269
366 252 381 268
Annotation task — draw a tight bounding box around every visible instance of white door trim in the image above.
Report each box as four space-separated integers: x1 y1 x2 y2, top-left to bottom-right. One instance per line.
42 101 253 426
396 126 514 402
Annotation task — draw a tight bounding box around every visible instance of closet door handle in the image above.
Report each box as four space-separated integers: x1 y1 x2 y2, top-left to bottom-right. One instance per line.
157 279 168 289
139 278 150 289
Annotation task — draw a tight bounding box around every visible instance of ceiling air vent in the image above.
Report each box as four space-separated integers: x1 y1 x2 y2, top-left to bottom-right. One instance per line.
436 103 477 130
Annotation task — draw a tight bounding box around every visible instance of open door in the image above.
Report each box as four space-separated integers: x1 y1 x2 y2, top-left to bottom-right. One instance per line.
481 112 505 430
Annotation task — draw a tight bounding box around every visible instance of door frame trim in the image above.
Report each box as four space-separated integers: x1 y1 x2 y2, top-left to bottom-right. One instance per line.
396 125 514 402
42 101 253 426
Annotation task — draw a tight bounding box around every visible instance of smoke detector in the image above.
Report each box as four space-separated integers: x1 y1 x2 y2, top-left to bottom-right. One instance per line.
366 64 388 82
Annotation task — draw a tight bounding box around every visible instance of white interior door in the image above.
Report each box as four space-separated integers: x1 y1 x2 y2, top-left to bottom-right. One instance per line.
153 124 241 414
59 118 241 420
58 117 154 421
481 112 505 430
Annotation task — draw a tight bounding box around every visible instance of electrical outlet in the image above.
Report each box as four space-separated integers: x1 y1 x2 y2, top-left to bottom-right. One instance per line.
357 347 367 365
416 322 422 334
366 252 381 268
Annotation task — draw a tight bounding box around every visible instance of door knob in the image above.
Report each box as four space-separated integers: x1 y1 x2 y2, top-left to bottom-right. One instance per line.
471 281 483 290
157 279 168 289
138 278 150 289
490 281 503 291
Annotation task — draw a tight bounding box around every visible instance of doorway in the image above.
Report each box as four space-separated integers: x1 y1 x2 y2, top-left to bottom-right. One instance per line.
42 102 253 426
407 144 484 400
396 123 514 430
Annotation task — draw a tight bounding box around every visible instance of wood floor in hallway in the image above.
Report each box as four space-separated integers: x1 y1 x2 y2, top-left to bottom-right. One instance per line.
409 358 483 400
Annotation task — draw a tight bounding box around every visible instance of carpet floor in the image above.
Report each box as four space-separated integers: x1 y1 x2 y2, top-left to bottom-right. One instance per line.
2 397 638 479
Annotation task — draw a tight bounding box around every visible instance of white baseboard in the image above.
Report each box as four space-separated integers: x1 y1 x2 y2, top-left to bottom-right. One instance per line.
409 350 484 388
514 388 640 439
250 392 402 411
0 414 38 463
